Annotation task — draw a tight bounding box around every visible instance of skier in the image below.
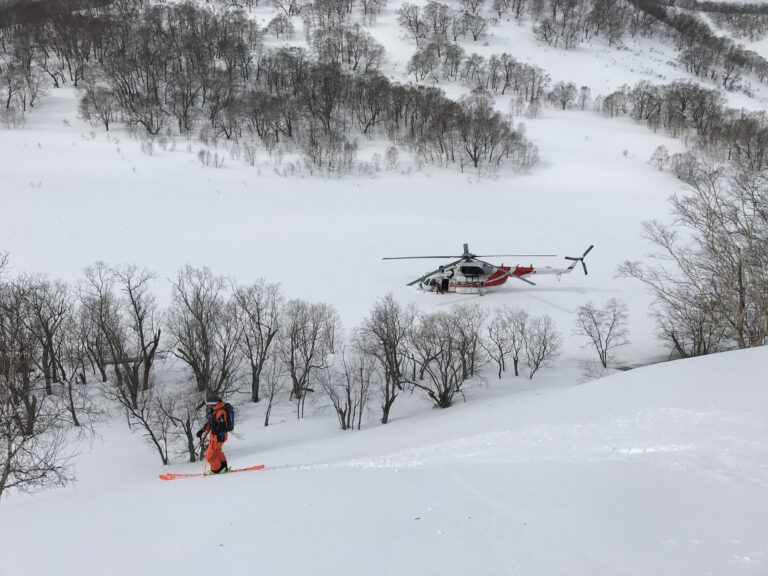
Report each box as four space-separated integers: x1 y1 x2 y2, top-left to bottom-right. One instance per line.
196 396 230 474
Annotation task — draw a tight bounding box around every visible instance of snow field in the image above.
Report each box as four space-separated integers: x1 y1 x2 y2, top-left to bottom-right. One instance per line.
1 346 766 576
0 86 688 363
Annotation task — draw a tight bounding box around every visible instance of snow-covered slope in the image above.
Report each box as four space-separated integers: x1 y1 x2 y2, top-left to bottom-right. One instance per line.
2 347 766 576
2 0 767 570
0 86 687 363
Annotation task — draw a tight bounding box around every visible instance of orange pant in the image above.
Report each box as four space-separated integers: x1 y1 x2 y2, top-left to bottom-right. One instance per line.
205 433 228 472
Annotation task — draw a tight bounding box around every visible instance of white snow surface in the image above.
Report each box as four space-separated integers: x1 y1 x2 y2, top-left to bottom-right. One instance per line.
0 86 690 362
2 3 768 572
1 346 767 576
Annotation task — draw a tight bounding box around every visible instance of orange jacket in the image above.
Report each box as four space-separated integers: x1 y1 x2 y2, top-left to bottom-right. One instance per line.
203 401 229 439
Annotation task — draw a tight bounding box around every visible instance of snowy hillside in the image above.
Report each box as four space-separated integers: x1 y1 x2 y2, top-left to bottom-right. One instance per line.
1 346 766 576
2 0 768 570
0 84 688 361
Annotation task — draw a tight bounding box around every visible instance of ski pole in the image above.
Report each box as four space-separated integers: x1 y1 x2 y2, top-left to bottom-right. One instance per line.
201 431 209 478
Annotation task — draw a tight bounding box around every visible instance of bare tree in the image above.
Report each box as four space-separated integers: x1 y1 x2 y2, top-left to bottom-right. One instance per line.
55 313 98 429
618 259 727 358
232 280 282 403
483 311 513 378
523 314 562 379
407 44 439 82
166 266 243 397
278 299 340 418
550 81 578 110
357 294 415 424
93 330 171 464
424 1 452 40
578 85 591 110
504 307 529 376
0 273 72 497
450 303 487 379
267 14 295 38
22 275 72 394
398 3 430 45
155 386 204 463
272 0 305 15
0 387 71 498
79 262 122 384
79 80 118 131
76 294 110 384
463 13 488 41
318 344 376 430
574 298 630 369
649 145 670 171
409 310 470 408
262 357 288 427
483 306 528 378
113 265 162 394
460 0 486 16
80 263 162 412
361 0 387 24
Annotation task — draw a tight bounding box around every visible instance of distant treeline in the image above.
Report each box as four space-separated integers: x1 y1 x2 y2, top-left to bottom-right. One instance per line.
672 0 768 41
2 0 768 169
599 79 768 168
0 0 537 173
626 0 768 85
673 0 768 15
433 0 768 88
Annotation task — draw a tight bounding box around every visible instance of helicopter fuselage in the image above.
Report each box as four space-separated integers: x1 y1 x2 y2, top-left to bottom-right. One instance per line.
419 261 535 293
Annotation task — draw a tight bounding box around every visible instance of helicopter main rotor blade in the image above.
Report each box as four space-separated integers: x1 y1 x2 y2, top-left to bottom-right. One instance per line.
511 274 536 285
383 256 463 260
474 258 537 286
474 254 557 258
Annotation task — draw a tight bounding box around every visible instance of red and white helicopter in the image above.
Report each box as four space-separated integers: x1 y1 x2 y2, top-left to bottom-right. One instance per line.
384 243 594 294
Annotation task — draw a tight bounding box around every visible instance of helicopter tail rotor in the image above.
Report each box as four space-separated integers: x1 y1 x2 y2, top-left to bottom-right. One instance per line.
564 245 594 275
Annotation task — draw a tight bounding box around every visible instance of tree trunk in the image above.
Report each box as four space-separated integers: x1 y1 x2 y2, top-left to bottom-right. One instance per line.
381 397 394 424
66 381 80 427
251 368 260 403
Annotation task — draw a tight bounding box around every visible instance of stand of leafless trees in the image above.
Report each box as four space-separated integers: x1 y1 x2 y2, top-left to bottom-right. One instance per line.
317 344 376 429
0 0 538 174
595 78 768 358
620 154 768 357
0 251 587 487
279 299 341 418
395 0 768 91
0 254 74 498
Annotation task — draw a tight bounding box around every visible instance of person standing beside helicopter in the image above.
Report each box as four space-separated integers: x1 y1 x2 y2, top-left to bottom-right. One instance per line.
444 267 454 291
435 266 446 293
437 266 454 293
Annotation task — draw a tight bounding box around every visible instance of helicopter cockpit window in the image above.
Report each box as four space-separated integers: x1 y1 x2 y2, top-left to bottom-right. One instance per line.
460 266 485 276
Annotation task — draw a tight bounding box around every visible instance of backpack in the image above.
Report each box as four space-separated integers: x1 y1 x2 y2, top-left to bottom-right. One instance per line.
223 402 235 432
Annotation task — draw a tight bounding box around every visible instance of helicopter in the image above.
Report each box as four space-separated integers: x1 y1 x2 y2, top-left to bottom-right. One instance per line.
383 243 594 294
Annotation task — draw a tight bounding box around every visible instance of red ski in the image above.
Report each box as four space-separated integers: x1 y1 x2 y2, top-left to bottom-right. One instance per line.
159 464 265 481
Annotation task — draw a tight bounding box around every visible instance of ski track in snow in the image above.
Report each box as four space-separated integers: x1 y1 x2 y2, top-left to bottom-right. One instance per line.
273 408 768 487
